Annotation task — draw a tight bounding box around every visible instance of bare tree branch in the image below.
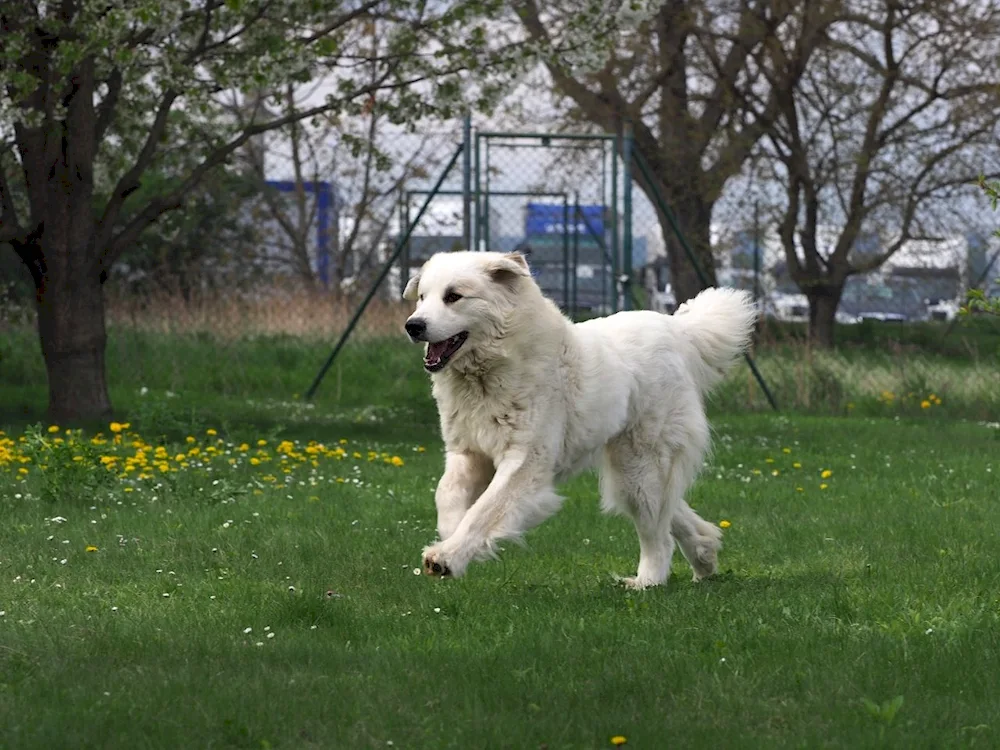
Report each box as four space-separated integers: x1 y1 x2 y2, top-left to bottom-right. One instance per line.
99 64 450 273
0 150 24 244
96 89 180 252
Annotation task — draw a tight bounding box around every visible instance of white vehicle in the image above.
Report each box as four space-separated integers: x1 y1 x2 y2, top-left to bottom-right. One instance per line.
651 283 677 314
925 298 960 322
856 311 908 323
766 292 810 322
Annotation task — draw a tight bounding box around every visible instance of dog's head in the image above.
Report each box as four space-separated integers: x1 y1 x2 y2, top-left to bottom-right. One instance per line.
403 251 531 373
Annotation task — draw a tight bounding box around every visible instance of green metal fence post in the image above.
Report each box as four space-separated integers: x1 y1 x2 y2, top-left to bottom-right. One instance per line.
622 122 634 311
462 114 472 250
611 133 619 313
473 132 481 250
483 138 491 249
753 200 761 302
562 196 570 311
402 191 411 290
572 193 580 318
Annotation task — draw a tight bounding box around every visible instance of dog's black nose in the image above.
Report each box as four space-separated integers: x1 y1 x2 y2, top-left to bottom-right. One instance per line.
405 318 427 339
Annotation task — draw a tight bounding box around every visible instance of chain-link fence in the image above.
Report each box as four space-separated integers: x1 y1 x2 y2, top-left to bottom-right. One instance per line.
2 124 998 423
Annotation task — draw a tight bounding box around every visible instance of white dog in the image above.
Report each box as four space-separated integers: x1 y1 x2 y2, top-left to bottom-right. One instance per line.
403 251 756 589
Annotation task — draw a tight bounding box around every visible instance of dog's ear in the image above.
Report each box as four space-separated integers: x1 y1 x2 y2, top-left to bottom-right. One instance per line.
486 253 530 285
402 273 420 301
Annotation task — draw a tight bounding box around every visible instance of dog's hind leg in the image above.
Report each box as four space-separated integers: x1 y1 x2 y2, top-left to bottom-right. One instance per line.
434 451 494 541
671 499 722 582
604 442 675 590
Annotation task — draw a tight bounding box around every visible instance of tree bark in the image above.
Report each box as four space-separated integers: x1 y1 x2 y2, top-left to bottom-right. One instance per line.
656 191 716 303
806 283 844 348
36 265 112 423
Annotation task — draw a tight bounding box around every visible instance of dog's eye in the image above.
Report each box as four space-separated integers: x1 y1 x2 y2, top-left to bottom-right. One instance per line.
443 292 463 304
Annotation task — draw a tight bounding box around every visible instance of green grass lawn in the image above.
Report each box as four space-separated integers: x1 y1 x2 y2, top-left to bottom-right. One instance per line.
2 398 999 748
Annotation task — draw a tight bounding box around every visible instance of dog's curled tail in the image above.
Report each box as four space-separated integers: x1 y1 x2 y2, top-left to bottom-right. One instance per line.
672 287 757 394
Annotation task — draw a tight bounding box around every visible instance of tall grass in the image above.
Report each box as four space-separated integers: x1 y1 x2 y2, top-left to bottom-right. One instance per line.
2 288 998 422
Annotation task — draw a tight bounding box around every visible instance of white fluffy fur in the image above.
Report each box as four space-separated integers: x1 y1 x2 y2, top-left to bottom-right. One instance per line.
405 251 757 588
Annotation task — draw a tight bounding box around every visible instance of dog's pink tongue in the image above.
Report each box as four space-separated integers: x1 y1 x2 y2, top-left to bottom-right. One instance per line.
426 341 448 364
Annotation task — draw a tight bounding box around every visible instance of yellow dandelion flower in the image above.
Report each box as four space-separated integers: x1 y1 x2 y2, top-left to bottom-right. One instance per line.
17 467 28 475
109 422 125 433
821 469 832 479
795 486 804 492
920 400 931 409
765 457 774 464
417 446 426 453
257 439 267 447
719 520 731 529
611 736 627 746
238 443 249 452
336 477 346 483
47 425 60 433
792 462 802 469
85 545 98 552
352 452 361 459
391 456 405 467
820 483 828 490
206 428 217 436
124 487 134 493
186 436 196 444
339 438 348 445
782 447 791 454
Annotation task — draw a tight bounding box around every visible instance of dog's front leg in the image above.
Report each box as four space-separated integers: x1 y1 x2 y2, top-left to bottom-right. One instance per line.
423 451 562 578
435 451 493 541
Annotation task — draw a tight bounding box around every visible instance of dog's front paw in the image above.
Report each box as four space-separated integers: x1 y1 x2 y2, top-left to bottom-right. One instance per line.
422 544 453 578
620 575 656 591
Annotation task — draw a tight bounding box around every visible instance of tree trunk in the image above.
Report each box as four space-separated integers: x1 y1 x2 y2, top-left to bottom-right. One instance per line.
36 257 112 423
656 192 718 304
18 56 112 423
806 283 844 348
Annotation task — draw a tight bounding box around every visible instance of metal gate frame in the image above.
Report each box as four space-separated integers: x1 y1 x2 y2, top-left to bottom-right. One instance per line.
471 131 630 313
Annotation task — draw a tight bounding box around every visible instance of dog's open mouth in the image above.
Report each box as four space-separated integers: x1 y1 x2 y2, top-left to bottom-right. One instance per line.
424 332 468 372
